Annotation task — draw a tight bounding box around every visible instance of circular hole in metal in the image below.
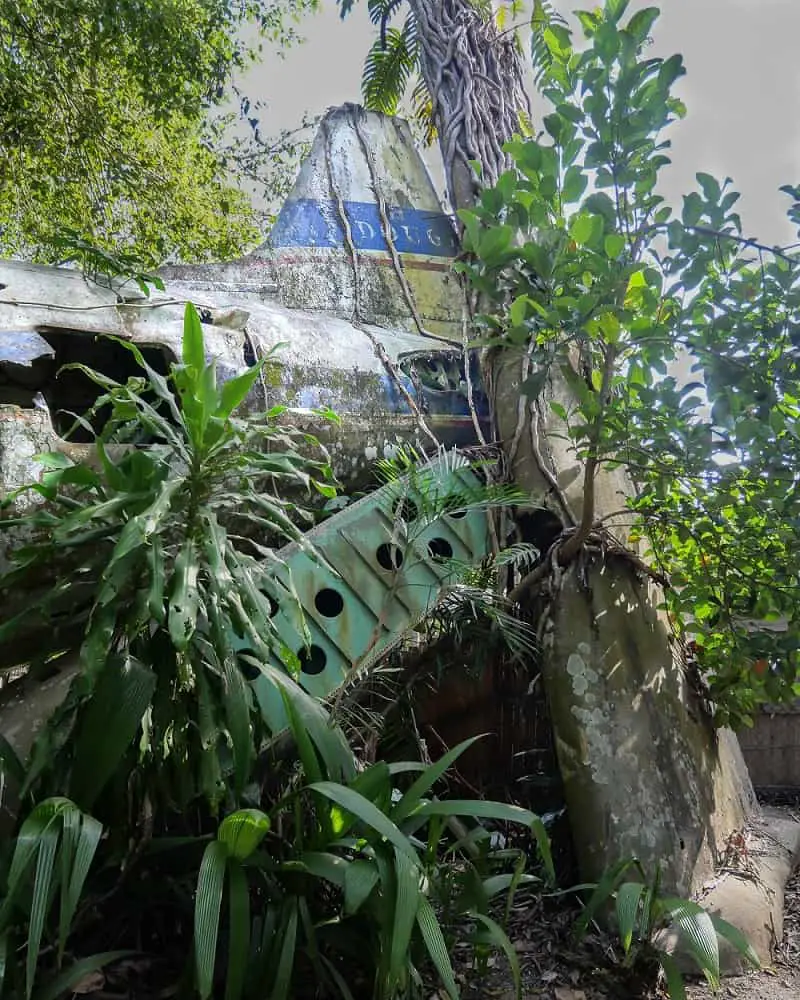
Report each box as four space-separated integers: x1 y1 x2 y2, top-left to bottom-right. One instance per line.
376 542 404 571
428 537 453 561
392 497 419 523
237 649 260 681
315 588 344 618
298 644 327 676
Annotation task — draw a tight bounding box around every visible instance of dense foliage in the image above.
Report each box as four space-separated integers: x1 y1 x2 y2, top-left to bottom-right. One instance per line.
448 1 800 726
0 0 318 263
0 307 553 999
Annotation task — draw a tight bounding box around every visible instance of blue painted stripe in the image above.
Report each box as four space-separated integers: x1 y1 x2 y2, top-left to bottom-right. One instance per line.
269 199 459 258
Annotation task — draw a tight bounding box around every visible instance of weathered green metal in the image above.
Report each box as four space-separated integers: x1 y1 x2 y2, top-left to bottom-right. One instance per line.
233 452 494 731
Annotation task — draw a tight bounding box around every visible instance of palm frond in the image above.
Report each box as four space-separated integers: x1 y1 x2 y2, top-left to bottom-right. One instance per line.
530 0 569 87
362 16 419 115
410 76 438 146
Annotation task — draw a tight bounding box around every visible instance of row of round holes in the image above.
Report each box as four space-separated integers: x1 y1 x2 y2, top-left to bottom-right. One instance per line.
246 505 466 677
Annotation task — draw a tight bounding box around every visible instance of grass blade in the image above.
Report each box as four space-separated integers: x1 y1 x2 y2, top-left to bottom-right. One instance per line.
33 951 133 1000
27 825 58 999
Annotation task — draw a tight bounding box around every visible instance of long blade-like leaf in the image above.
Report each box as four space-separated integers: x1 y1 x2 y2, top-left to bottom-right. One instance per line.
615 882 647 954
33 951 133 1000
658 952 687 1000
225 863 250 1000
194 841 228 1000
392 735 486 823
27 825 59 999
270 899 298 1000
574 856 639 939
389 848 420 993
308 783 418 861
410 799 554 882
470 912 522 1000
416 896 459 999
343 859 378 914
658 897 720 990
62 811 102 958
709 914 760 970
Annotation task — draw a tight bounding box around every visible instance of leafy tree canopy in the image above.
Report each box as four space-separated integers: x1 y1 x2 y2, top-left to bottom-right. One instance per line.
451 1 800 727
0 0 319 265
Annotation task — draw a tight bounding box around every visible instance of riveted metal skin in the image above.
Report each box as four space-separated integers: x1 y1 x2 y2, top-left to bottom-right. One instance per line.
233 453 494 731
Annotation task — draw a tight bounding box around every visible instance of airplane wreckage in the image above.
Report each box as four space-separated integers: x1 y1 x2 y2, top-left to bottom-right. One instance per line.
0 104 498 743
0 106 770 928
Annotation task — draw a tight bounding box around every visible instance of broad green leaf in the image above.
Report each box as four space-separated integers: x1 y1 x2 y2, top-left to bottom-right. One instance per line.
563 166 588 203
69 657 156 810
298 852 349 889
627 7 659 44
570 213 594 246
344 859 379 914
604 233 625 258
308 783 417 861
218 810 270 861
218 365 264 421
194 841 228 1000
183 303 206 372
658 897 720 989
478 225 514 265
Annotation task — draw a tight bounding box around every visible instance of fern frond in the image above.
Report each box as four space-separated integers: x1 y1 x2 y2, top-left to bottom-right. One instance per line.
362 16 419 116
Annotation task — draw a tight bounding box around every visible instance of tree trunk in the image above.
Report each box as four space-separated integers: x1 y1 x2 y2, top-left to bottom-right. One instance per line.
410 0 756 892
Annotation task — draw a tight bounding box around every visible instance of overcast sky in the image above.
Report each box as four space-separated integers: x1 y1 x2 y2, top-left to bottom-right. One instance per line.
239 0 800 247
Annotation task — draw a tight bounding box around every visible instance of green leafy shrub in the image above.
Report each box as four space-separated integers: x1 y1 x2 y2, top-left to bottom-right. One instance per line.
0 302 344 816
453 0 800 727
193 735 553 1000
574 858 759 999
